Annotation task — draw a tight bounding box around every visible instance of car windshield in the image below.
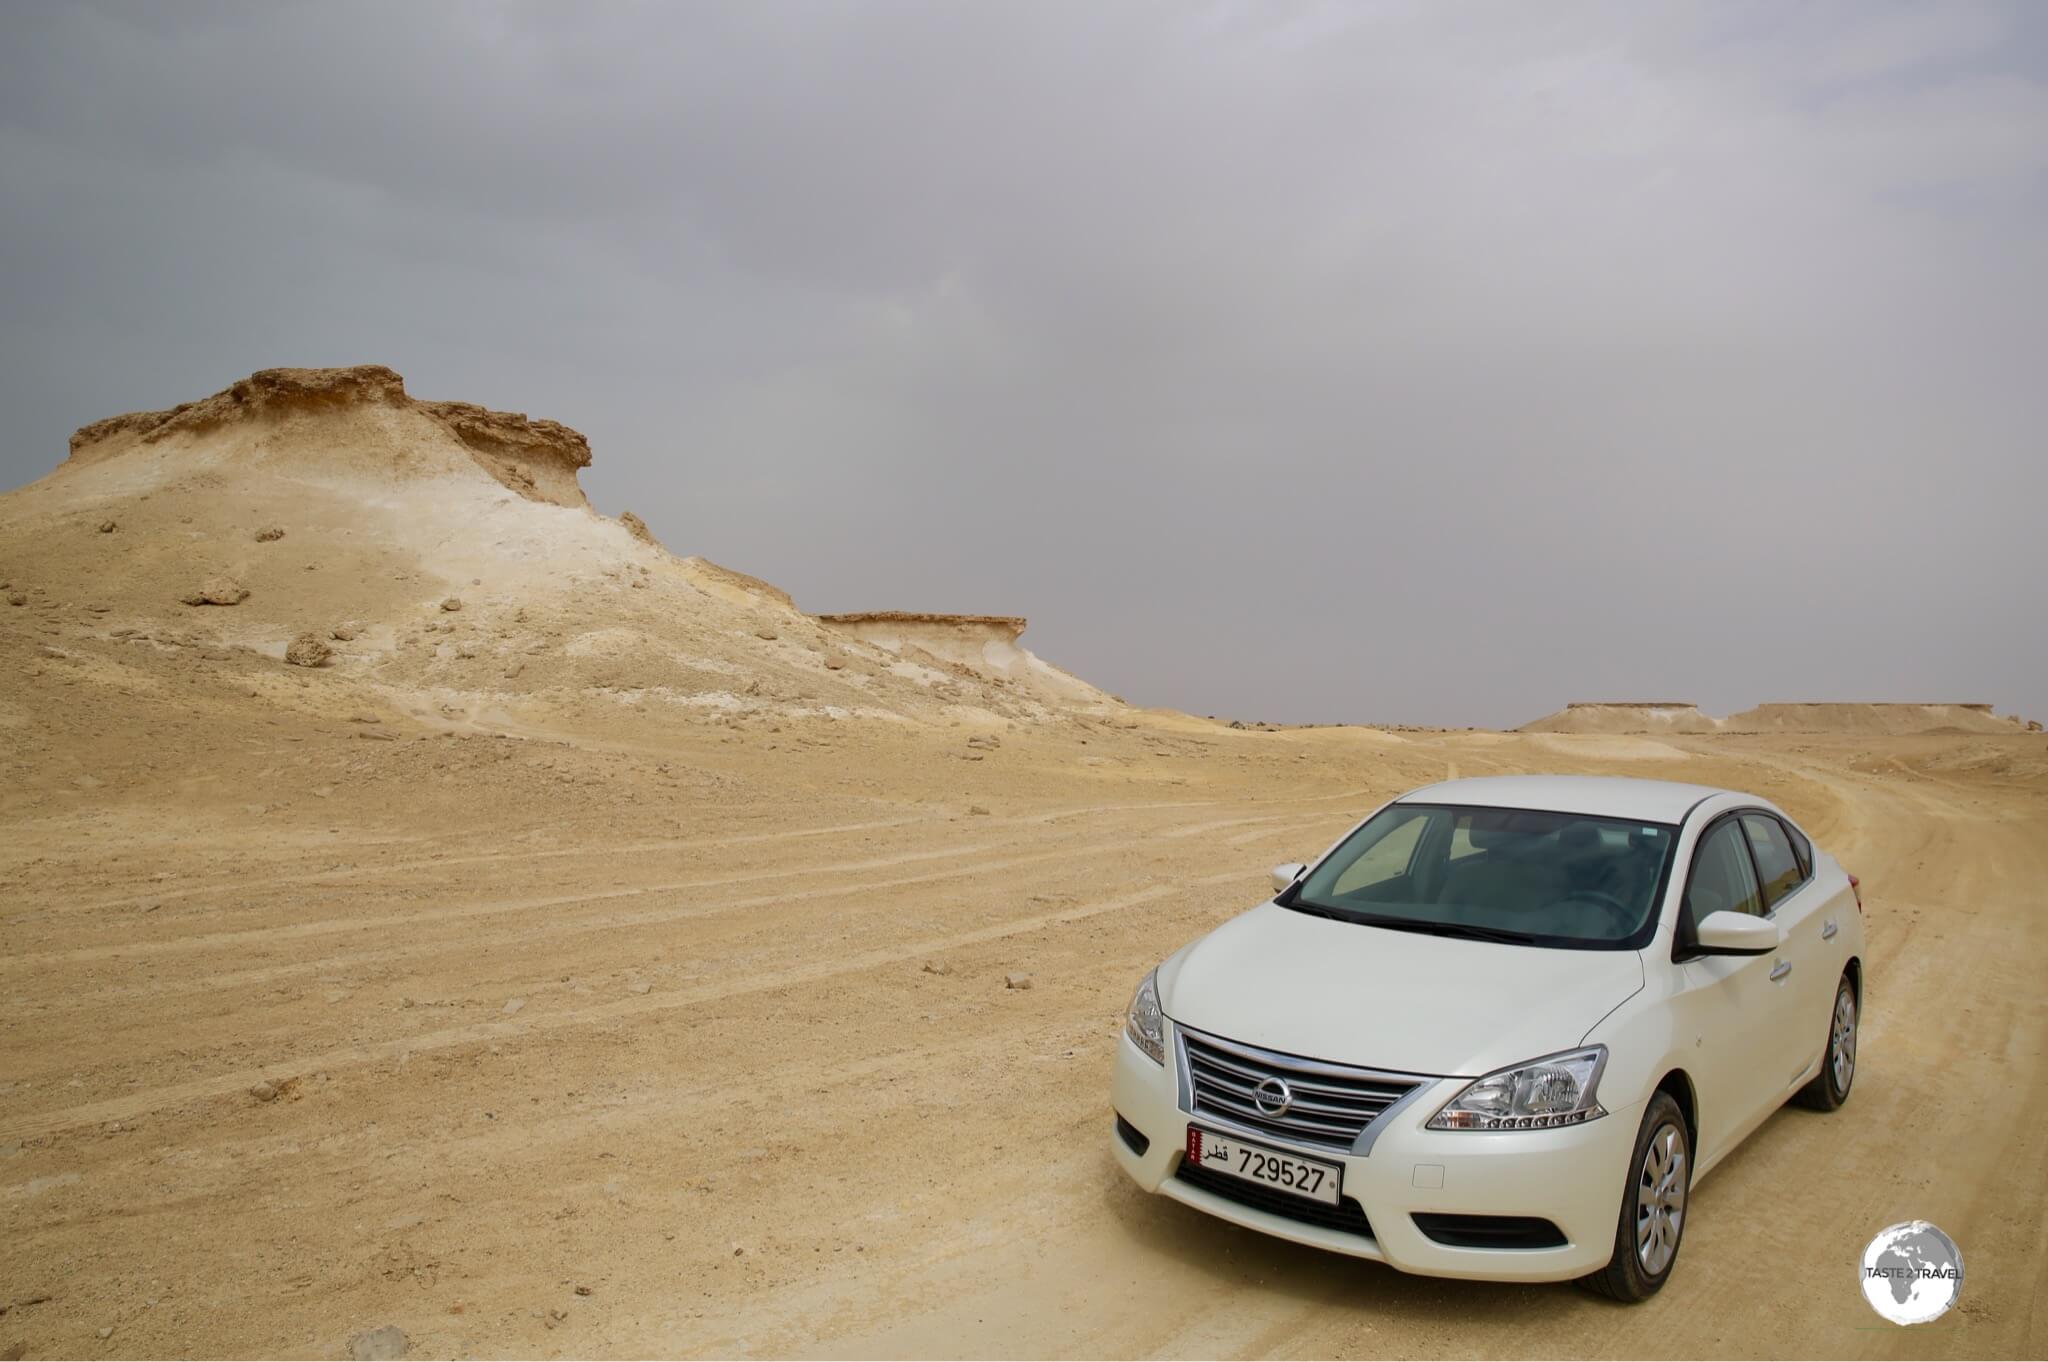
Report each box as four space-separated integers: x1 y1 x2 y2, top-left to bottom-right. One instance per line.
1284 803 1678 949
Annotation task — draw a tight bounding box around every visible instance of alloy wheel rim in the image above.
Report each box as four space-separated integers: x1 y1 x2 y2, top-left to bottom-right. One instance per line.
1832 988 1857 1092
1635 1122 1687 1275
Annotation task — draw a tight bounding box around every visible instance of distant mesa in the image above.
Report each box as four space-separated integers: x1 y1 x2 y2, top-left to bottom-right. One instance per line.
816 611 1029 633
1723 702 2026 735
815 611 1110 706
1520 701 2031 736
1519 703 1718 735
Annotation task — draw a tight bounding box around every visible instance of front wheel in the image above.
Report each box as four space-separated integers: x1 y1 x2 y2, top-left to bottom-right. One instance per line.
1794 973 1857 1111
1579 1091 1690 1302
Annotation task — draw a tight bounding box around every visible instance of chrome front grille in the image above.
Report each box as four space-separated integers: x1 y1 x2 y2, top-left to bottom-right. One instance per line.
1178 1026 1424 1155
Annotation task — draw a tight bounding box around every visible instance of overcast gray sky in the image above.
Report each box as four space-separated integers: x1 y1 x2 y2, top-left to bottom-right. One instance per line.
4 1 2044 727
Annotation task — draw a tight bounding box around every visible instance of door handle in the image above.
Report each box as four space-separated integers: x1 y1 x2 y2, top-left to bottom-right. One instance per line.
1821 918 1838 941
1770 960 1793 982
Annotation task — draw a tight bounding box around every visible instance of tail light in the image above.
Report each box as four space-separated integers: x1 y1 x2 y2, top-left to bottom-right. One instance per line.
1849 873 1862 912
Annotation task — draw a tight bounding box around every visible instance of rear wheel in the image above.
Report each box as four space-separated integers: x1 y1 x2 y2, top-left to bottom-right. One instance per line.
1579 1091 1690 1302
1794 974 1857 1111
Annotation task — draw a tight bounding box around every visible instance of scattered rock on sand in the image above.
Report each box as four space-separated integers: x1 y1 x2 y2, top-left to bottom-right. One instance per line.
968 804 991 816
346 1325 409 1361
254 526 285 542
331 624 358 641
618 510 659 546
284 633 333 668
249 1080 280 1102
627 981 651 995
754 628 778 641
1004 973 1033 991
439 597 462 612
921 961 952 976
98 520 117 534
5 593 23 607
180 577 248 607
502 997 525 1015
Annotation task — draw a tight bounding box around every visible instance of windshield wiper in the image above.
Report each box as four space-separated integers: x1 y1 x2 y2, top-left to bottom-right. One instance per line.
1281 900 1357 924
1350 914 1541 946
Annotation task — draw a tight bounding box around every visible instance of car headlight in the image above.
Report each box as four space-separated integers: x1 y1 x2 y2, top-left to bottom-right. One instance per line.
1426 1046 1608 1131
1124 969 1165 1065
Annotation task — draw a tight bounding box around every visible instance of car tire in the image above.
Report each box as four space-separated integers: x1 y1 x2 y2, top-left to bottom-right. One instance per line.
1794 973 1858 1112
1579 1091 1690 1303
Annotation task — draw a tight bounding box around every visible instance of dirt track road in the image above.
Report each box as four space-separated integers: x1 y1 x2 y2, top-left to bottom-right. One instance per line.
3 725 2044 1359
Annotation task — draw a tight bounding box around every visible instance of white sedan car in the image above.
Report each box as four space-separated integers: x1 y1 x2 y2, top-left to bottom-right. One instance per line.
1112 775 1863 1300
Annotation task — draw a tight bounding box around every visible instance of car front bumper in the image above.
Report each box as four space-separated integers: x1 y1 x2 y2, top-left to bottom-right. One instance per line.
1110 1026 1639 1282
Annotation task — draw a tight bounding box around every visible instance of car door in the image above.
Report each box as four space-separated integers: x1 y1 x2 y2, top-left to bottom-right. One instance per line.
1669 817 1786 1162
1741 812 1832 1093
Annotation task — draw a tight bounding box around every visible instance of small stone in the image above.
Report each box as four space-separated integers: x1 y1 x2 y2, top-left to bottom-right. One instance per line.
200 648 232 661
968 804 991 816
754 629 777 641
574 1285 592 1297
331 624 358 642
823 657 844 670
97 1326 113 1339
5 593 24 607
1004 973 1033 990
98 520 117 534
285 633 333 668
440 597 463 612
627 981 652 996
254 526 285 542
180 576 248 607
502 997 525 1015
920 961 951 976
349 714 381 724
250 1080 279 1102
346 1324 409 1360
357 729 398 741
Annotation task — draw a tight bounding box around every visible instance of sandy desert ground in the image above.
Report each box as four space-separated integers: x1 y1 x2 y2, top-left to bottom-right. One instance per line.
3 369 2044 1359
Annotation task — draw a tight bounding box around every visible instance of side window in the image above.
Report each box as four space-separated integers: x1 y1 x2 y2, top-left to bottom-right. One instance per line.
1741 814 1805 908
1785 821 1813 878
1330 812 1425 895
1684 820 1764 929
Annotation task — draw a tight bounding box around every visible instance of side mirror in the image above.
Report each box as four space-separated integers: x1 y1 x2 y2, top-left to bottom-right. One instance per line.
1271 863 1306 895
1693 910 1784 956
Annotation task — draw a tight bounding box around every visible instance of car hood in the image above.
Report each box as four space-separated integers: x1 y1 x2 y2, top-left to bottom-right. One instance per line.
1157 902 1645 1077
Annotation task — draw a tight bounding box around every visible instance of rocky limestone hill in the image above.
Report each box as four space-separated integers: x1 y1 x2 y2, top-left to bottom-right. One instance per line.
0 366 1125 767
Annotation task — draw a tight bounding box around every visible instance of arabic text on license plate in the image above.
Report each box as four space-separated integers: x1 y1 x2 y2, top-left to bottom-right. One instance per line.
1186 1125 1343 1206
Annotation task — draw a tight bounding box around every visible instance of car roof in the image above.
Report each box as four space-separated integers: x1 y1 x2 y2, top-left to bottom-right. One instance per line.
1394 774 1736 825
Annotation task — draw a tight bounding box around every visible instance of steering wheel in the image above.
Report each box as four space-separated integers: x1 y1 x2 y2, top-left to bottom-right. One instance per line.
1553 890 1635 927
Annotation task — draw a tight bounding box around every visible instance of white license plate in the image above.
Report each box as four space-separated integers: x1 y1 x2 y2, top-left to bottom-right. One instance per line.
1186 1125 1343 1206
